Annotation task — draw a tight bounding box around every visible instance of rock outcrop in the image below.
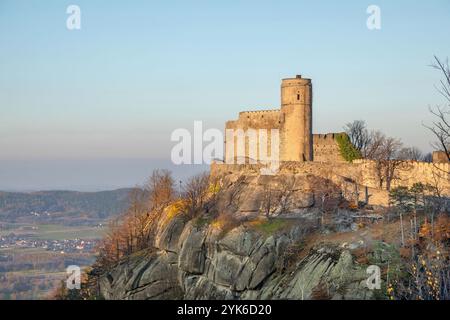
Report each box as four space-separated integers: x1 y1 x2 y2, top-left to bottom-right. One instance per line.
98 209 373 300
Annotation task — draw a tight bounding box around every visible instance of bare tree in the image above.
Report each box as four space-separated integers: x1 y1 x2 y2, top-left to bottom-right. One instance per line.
432 56 450 103
182 172 210 218
127 187 150 252
422 152 433 163
278 176 296 214
365 132 405 191
382 137 406 191
425 106 450 161
344 120 371 156
365 130 386 159
424 56 450 162
260 184 282 218
145 169 175 210
97 170 176 266
398 147 424 161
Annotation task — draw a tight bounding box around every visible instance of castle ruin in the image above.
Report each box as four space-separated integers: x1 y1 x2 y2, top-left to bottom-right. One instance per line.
217 74 449 207
225 75 345 163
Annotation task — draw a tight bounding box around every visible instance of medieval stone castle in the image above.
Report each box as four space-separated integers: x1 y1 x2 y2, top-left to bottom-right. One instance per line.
215 74 449 207
225 74 350 163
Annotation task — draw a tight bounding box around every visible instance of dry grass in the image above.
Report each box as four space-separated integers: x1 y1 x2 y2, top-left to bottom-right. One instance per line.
210 213 240 238
158 199 187 227
352 247 370 264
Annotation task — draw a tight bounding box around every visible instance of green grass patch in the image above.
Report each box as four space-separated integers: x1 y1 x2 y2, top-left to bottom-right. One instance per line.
253 219 288 235
1 223 105 240
33 224 104 240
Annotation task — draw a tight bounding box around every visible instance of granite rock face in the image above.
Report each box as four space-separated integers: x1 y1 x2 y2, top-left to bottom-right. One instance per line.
99 211 373 300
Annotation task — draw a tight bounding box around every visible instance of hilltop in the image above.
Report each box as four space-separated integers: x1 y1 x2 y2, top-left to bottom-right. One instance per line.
80 168 448 300
0 189 133 225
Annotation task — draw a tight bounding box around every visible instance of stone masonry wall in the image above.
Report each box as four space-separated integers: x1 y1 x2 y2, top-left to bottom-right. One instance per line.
225 110 282 162
225 111 344 163
313 133 346 163
226 110 282 130
211 160 450 207
353 159 450 192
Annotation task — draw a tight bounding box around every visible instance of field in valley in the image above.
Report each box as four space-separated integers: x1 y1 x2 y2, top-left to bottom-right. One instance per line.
0 222 106 299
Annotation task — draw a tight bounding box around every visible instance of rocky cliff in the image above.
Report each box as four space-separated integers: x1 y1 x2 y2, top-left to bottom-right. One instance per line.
98 172 377 300
99 173 394 299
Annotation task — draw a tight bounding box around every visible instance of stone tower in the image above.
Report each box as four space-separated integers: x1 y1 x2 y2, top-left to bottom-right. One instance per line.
280 75 313 161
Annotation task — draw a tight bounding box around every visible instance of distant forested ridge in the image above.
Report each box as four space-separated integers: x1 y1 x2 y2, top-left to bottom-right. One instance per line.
0 189 133 224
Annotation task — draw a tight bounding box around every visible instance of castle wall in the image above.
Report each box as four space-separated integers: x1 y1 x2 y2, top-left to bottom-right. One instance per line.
211 160 450 207
313 133 346 163
225 110 282 163
226 110 282 130
217 74 450 208
433 151 449 163
224 75 314 164
354 159 450 193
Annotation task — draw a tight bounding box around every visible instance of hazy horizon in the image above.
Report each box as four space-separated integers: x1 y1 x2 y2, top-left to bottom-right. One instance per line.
0 158 208 192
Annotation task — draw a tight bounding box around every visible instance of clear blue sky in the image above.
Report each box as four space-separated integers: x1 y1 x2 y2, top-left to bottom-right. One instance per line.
0 1 449 190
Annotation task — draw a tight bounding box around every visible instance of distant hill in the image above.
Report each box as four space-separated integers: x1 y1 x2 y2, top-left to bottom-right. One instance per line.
0 189 133 225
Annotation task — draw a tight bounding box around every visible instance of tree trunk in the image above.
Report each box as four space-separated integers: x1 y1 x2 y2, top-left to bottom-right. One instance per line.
400 212 405 247
365 186 369 205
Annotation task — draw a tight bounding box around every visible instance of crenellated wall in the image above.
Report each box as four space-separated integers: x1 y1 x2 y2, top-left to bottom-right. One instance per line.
225 110 282 162
226 110 282 130
313 133 346 163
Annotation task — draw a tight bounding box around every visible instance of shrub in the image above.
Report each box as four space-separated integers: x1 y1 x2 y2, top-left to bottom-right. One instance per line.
164 199 187 222
335 133 362 162
193 215 211 228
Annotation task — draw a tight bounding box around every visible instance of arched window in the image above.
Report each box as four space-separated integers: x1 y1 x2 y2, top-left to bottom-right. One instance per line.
297 93 300 101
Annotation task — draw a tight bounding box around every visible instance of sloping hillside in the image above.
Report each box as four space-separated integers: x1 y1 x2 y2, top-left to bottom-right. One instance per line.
0 189 133 224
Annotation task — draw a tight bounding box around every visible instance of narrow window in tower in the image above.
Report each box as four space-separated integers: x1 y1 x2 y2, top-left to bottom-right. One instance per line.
297 94 300 101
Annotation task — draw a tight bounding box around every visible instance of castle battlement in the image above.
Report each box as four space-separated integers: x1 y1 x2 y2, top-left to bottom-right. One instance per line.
239 109 280 115
314 133 341 140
